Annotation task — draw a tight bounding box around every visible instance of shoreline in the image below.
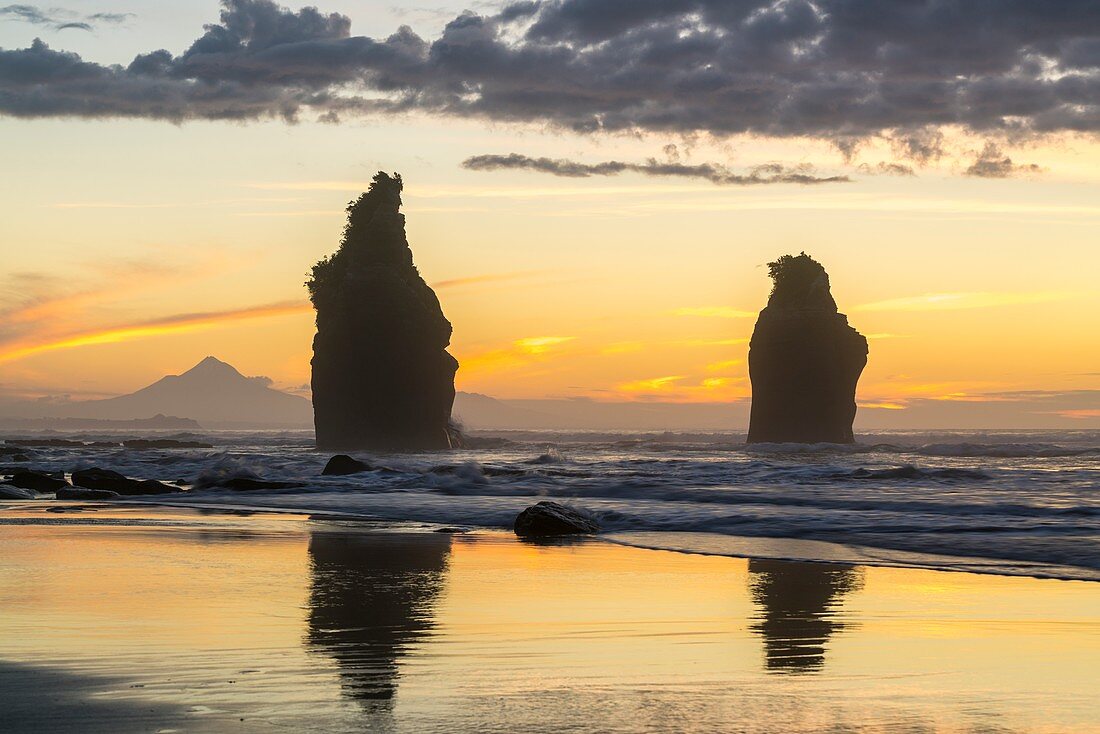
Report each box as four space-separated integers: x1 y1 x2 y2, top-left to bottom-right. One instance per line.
5 499 1100 584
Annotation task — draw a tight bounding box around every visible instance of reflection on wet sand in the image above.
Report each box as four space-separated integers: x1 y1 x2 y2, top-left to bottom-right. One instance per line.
306 531 452 709
748 559 863 673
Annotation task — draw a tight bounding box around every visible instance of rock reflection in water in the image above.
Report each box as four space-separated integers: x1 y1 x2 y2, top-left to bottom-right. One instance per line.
306 531 451 708
748 559 863 673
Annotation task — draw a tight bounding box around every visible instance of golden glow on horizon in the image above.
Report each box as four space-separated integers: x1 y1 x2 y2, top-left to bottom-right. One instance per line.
0 115 1097 416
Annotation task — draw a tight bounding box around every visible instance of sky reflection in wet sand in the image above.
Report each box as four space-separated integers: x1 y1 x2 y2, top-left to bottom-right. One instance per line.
0 506 1096 733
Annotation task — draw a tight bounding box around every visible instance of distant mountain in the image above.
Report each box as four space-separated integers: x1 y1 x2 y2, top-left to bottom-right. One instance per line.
63 357 313 428
452 392 552 429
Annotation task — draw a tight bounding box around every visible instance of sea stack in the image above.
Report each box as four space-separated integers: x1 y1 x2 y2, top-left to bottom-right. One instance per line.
747 253 867 444
309 172 459 450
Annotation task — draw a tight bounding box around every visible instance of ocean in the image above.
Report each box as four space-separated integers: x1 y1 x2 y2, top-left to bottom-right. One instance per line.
3 429 1098 581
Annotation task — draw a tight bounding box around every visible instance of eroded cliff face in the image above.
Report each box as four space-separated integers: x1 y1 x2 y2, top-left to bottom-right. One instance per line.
747 253 867 444
309 172 458 450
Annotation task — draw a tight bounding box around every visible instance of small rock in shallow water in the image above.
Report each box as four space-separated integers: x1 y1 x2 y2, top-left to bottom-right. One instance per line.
10 470 68 492
322 454 374 476
514 501 600 537
56 486 120 500
0 484 36 500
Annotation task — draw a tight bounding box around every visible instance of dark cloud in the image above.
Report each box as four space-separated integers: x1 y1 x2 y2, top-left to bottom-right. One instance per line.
0 0 1097 147
857 161 916 176
87 12 133 24
0 4 132 31
1 4 55 25
964 142 1044 178
889 129 945 164
462 153 850 185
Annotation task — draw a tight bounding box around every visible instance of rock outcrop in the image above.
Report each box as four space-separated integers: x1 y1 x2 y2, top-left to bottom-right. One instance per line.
309 172 459 451
514 501 600 537
747 253 868 444
9 470 68 492
71 468 179 495
0 484 36 500
322 454 374 476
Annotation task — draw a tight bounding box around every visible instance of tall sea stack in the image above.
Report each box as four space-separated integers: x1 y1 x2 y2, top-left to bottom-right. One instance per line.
747 253 867 444
309 172 459 450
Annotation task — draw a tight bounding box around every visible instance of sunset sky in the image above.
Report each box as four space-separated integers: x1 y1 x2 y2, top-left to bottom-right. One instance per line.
1 0 1098 424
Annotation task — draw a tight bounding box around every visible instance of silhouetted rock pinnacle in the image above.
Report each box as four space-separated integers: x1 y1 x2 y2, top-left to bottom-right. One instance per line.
747 253 868 444
309 172 459 450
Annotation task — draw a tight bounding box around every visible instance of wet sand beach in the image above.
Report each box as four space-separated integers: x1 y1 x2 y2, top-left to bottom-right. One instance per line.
0 503 1097 733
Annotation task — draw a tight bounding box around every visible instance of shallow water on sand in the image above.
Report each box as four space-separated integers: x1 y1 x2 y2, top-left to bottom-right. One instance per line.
0 506 1097 733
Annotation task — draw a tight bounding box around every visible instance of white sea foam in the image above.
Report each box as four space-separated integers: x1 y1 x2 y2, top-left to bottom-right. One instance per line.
2 429 1098 580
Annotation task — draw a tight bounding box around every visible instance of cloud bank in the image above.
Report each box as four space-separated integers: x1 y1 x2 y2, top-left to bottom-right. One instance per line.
462 153 850 184
0 0 1096 147
0 4 131 32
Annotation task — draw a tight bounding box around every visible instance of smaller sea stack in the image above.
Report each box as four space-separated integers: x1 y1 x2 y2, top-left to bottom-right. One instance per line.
747 253 868 444
309 172 459 450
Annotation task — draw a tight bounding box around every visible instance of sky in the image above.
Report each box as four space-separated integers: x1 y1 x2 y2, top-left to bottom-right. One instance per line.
1 0 1098 426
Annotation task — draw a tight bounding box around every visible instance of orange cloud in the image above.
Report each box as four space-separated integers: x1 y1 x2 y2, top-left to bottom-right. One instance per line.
515 336 575 354
432 271 544 289
618 375 686 393
1051 409 1100 419
706 359 743 371
615 375 749 402
678 338 750 347
853 291 1076 312
456 336 577 376
673 306 756 318
0 301 311 365
928 392 1016 402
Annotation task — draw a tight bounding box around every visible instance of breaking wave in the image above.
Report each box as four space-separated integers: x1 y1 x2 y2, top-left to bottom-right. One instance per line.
2 428 1098 580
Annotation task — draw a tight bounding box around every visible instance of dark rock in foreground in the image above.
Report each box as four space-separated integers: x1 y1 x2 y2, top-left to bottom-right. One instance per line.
309 172 460 451
0 485 36 500
514 501 600 537
71 468 179 495
123 439 214 449
747 253 868 444
322 455 374 476
56 486 120 500
10 470 69 492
